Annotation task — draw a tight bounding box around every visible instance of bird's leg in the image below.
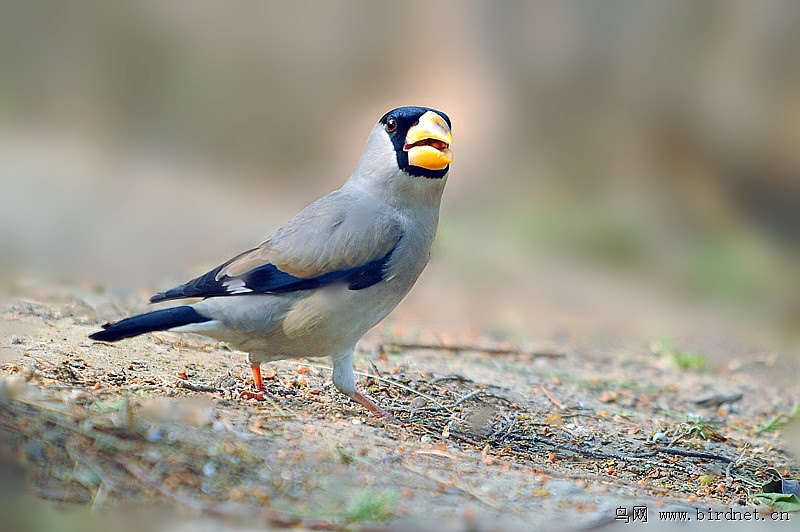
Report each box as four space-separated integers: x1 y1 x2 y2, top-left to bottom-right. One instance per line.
241 362 268 400
333 349 396 421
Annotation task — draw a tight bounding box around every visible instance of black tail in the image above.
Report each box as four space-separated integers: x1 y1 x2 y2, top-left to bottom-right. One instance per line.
89 306 211 342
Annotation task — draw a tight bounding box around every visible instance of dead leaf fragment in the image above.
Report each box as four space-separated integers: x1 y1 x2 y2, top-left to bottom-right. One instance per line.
544 413 563 427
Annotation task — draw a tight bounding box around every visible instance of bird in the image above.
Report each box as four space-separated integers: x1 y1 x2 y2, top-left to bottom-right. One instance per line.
89 106 453 418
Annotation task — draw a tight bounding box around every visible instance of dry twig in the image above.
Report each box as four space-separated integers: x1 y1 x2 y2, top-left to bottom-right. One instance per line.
386 341 565 358
539 386 565 410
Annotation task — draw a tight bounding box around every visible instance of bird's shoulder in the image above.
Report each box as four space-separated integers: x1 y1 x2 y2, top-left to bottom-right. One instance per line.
223 188 403 279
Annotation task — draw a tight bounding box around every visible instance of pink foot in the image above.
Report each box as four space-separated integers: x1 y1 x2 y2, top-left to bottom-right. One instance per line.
241 389 267 401
352 390 398 422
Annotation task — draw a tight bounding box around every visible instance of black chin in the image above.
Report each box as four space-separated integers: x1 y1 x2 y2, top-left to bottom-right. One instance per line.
402 165 449 179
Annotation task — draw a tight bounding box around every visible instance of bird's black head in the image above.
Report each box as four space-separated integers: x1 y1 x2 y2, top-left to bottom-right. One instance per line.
379 106 453 179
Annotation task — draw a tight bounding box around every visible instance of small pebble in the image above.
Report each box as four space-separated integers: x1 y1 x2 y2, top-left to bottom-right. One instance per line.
146 427 164 442
25 441 47 464
203 462 217 477
410 397 427 409
10 335 23 345
652 431 670 444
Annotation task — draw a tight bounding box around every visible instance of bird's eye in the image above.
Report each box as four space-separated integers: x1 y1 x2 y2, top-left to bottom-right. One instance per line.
385 117 397 133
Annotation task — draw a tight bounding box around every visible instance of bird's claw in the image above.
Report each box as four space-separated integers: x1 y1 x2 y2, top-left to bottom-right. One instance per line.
241 389 267 401
377 410 400 424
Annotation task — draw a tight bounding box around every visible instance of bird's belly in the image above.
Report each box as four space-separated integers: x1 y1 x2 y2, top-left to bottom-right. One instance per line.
191 276 413 362
276 280 408 353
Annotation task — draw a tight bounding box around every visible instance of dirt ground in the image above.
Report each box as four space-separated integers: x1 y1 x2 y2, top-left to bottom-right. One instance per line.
1 282 799 531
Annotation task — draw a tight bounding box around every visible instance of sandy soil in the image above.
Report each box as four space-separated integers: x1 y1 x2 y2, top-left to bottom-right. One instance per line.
1 284 799 531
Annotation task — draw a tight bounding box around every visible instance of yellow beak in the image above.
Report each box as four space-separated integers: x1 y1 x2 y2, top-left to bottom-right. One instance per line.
403 111 454 171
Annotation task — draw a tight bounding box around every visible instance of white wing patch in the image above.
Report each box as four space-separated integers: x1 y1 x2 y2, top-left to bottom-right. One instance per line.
222 279 253 294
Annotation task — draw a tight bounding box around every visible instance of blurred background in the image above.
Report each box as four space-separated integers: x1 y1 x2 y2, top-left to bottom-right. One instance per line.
1 0 799 354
